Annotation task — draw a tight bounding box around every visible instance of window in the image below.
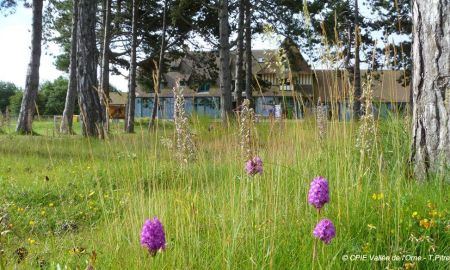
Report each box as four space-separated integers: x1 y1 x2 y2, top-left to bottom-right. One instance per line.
280 83 292 91
197 83 211 93
292 74 313 85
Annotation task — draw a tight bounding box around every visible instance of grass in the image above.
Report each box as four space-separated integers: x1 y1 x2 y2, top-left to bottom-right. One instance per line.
0 115 449 269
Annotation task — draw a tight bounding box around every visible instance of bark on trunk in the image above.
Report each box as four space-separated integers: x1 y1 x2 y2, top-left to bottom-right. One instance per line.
149 0 168 129
234 0 245 108
244 0 253 108
411 0 450 180
353 0 361 118
219 0 233 122
77 0 106 138
16 0 43 134
100 0 112 131
60 0 79 134
125 0 138 133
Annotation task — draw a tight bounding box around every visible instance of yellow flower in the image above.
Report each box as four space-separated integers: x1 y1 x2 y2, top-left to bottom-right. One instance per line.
371 193 384 200
367 224 377 231
419 219 431 229
49 203 54 207
362 242 371 253
427 201 434 209
428 209 438 217
412 211 419 219
27 238 36 245
404 262 416 269
29 220 35 226
41 210 46 216
17 207 25 213
69 247 85 255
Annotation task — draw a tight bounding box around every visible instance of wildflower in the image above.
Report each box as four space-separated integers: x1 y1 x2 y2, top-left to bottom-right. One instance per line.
29 220 35 226
308 176 330 209
419 219 431 229
367 224 376 231
245 156 263 176
356 74 376 159
313 219 336 244
404 262 416 269
371 193 384 200
48 203 54 207
428 209 438 218
27 238 36 245
412 211 419 219
160 136 174 150
362 242 371 253
69 247 86 255
173 83 196 163
239 99 255 160
316 98 327 141
140 218 166 255
41 210 46 216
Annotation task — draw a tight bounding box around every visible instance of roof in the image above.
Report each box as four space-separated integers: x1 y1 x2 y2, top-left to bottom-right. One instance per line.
109 92 128 105
137 39 312 94
314 70 410 103
281 38 311 73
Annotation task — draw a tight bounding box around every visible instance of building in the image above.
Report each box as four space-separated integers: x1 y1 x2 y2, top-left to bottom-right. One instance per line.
134 39 410 120
314 69 410 120
108 92 128 119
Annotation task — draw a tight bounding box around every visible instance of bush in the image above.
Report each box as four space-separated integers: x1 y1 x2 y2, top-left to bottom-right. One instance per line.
0 81 20 113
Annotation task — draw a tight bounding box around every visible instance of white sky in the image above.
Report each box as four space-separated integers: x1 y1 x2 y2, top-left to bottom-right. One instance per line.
0 6 131 91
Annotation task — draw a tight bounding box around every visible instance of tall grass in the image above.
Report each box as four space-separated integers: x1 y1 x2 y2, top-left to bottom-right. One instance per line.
0 115 448 269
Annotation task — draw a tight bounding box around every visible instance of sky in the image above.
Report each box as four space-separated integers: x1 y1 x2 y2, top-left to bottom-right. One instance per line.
0 6 132 91
0 7 62 89
0 5 280 92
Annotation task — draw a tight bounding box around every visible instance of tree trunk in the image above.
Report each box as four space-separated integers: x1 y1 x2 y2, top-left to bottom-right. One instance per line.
234 0 244 108
60 0 79 134
16 0 43 134
411 0 450 180
100 0 112 131
219 0 233 122
353 0 361 118
149 0 168 129
125 0 138 133
77 0 105 138
244 0 253 108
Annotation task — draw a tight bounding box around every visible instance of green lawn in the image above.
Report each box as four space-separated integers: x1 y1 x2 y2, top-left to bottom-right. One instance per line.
0 116 448 269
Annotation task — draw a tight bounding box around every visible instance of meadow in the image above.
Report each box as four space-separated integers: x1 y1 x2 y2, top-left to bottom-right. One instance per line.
0 115 449 269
